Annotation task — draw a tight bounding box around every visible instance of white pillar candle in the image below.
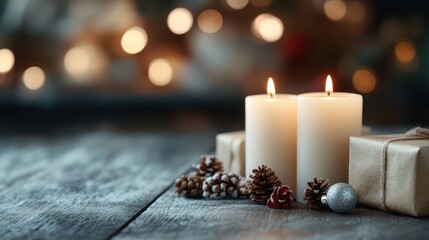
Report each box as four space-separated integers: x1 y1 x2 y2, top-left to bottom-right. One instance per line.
296 75 362 202
246 78 297 194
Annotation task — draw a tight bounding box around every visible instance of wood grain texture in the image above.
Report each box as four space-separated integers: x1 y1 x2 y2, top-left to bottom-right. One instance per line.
0 132 213 240
115 188 429 240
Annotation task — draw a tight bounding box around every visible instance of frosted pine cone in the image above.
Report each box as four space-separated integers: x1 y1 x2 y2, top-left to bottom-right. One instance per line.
194 155 223 177
238 177 249 197
202 172 240 199
267 185 294 209
247 165 281 204
304 177 330 209
175 175 205 198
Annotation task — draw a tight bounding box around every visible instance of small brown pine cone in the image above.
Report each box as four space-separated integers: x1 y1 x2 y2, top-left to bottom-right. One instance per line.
303 177 330 209
175 175 205 198
202 172 240 199
247 165 282 204
194 155 223 177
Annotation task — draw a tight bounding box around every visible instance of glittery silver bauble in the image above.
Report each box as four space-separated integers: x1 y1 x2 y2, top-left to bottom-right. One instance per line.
326 183 357 213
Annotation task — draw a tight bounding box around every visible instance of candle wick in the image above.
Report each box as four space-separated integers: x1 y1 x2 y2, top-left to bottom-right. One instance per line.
327 91 331 96
269 93 274 98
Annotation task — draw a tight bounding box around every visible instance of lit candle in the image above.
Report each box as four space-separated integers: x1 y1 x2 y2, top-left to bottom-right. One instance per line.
296 75 362 202
246 78 297 194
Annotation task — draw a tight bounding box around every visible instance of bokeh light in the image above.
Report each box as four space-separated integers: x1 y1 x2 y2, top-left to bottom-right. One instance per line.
167 8 193 35
85 45 108 80
352 67 376 94
226 0 249 10
148 58 173 86
252 13 284 42
345 0 366 23
64 44 108 83
121 26 148 54
64 47 90 78
0 48 15 74
395 40 416 64
22 66 45 90
324 0 347 21
198 10 223 34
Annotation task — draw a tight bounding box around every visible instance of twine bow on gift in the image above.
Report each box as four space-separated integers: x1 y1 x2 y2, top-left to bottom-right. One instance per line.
380 127 429 210
404 127 429 138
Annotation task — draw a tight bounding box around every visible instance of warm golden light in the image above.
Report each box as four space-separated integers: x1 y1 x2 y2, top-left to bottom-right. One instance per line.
23 66 45 90
395 40 416 64
252 14 284 42
167 8 193 35
64 44 107 82
324 0 347 21
267 77 275 98
325 75 333 95
0 48 15 74
121 26 147 54
226 0 249 10
352 67 376 94
87 44 108 80
64 47 90 78
198 10 223 34
148 58 173 86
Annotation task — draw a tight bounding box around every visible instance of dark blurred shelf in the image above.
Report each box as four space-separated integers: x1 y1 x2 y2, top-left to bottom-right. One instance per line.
0 90 246 134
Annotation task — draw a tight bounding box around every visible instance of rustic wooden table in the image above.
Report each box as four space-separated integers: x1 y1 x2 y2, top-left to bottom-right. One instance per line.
1 131 428 240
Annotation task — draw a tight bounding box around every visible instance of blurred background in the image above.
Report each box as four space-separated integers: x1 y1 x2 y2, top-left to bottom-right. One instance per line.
0 0 428 134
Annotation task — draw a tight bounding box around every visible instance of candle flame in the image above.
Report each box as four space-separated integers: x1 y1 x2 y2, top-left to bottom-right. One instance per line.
325 75 333 96
267 77 276 98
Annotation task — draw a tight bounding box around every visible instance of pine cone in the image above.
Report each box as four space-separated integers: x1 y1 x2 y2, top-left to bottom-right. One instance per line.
303 177 330 209
194 155 223 177
202 172 240 199
175 175 205 198
238 177 249 197
247 165 282 204
267 185 294 209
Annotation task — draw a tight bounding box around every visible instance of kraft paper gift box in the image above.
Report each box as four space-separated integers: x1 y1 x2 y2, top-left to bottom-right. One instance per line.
216 131 245 176
349 132 429 217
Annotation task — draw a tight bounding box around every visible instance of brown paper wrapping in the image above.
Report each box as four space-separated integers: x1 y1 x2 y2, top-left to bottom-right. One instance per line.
349 135 429 217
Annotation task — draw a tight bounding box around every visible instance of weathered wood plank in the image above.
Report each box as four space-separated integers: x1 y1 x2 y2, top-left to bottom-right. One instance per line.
0 132 213 240
115 187 429 240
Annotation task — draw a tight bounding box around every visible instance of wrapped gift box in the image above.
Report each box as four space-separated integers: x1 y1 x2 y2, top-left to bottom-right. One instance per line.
349 134 429 216
216 131 245 176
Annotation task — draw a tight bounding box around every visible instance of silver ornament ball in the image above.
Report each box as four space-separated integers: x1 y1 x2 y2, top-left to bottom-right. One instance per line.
326 183 357 213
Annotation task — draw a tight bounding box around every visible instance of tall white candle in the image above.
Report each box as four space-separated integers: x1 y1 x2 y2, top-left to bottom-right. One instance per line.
246 78 297 194
296 75 362 202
